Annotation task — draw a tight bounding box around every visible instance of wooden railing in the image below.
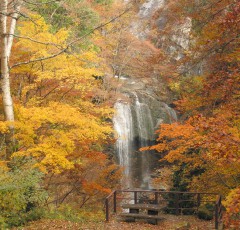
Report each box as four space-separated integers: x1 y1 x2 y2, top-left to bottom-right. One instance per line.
215 195 223 229
105 190 117 221
105 189 223 229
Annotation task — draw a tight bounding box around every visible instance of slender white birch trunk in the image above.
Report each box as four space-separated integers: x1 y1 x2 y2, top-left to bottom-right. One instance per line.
0 0 21 159
0 0 15 123
7 0 22 57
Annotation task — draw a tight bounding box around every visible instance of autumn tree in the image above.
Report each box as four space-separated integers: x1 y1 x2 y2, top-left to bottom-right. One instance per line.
10 9 120 196
0 0 22 159
146 0 240 227
0 1 125 227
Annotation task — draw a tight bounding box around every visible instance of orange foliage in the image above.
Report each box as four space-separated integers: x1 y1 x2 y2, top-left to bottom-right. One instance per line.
148 0 240 226
224 187 240 229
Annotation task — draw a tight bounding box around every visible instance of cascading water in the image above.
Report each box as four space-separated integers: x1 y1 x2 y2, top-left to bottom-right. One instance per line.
134 93 154 143
133 93 154 189
113 92 177 189
113 102 134 187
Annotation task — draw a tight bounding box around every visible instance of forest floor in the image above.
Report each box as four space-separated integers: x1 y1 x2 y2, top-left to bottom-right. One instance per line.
15 214 215 230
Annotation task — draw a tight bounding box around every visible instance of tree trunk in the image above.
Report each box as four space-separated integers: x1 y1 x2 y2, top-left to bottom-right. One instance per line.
0 0 17 159
7 0 22 57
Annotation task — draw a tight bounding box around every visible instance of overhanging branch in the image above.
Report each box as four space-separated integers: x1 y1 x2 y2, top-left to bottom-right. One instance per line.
7 33 64 49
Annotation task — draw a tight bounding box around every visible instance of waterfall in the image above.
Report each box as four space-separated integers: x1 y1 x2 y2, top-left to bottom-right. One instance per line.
164 104 178 123
113 102 134 187
134 93 154 189
113 93 177 189
134 93 154 143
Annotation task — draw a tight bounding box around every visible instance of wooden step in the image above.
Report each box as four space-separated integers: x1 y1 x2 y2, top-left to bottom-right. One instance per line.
119 213 163 220
122 203 163 211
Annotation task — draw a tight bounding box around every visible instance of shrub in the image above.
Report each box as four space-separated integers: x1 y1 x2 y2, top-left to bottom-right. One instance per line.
0 158 48 228
197 203 214 220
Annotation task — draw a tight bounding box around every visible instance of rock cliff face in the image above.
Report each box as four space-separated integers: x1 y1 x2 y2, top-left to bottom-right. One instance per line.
134 0 192 59
131 0 165 39
139 0 165 18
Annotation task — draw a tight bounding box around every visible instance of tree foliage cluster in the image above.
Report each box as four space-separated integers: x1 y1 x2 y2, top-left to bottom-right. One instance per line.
145 0 240 227
0 0 127 227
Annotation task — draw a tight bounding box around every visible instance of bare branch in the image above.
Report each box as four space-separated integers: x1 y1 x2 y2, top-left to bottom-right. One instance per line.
59 84 75 101
0 12 17 17
197 2 237 30
41 84 60 100
50 0 66 20
17 11 40 26
23 0 62 5
7 33 64 49
10 48 67 68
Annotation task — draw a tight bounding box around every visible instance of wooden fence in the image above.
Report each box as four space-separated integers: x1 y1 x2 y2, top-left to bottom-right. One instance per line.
105 189 223 229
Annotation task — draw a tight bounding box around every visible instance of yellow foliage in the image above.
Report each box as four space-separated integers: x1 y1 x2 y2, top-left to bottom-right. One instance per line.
12 13 104 99
5 13 114 174
12 102 112 173
0 121 9 133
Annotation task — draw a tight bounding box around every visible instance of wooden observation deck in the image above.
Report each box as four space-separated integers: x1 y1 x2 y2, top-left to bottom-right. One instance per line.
105 189 223 229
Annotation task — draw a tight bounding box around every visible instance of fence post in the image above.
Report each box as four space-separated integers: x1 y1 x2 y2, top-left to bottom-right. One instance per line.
113 190 117 213
105 198 109 222
215 195 220 229
134 191 138 204
197 194 201 209
215 204 218 229
155 191 158 204
176 193 180 215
